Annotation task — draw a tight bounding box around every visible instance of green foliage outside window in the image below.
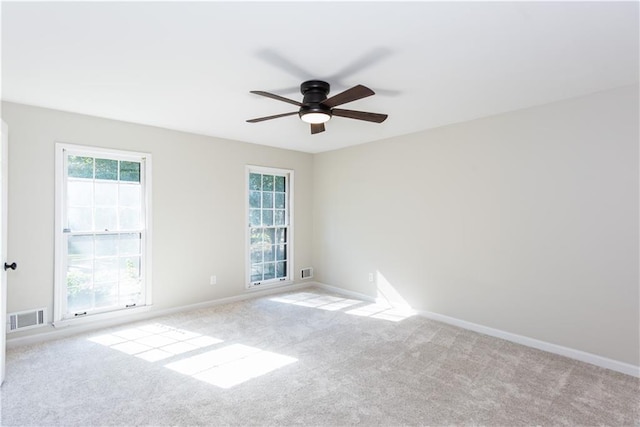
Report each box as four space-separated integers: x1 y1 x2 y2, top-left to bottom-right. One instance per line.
67 155 140 182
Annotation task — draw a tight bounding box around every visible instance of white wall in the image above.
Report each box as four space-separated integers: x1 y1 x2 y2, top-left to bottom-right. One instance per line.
313 85 639 366
1 102 314 337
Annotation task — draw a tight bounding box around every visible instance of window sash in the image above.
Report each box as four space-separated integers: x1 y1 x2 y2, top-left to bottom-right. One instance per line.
63 232 145 316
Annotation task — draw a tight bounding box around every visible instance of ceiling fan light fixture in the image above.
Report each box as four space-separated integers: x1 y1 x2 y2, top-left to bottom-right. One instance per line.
300 111 331 124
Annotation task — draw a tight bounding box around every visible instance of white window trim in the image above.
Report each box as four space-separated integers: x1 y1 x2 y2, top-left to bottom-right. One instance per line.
54 142 153 324
245 165 294 290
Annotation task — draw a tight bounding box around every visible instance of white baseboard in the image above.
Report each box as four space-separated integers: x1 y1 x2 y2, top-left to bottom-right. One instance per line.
6 282 313 349
312 281 640 378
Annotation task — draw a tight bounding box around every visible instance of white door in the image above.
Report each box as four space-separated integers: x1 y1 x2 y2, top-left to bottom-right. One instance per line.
1 120 8 385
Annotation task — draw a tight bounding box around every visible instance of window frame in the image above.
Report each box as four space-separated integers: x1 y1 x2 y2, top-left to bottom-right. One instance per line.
245 165 294 290
54 143 153 324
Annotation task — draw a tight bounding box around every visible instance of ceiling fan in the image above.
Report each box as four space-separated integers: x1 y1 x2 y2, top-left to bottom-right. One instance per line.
246 80 388 134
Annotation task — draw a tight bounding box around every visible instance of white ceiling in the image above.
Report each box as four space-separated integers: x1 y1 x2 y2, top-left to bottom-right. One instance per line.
2 1 638 153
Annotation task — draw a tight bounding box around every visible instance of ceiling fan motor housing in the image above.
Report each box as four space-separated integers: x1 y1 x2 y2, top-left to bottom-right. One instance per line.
299 80 332 118
300 80 330 97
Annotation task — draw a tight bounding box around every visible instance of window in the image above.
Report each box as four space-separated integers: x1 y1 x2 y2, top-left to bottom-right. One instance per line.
55 144 151 322
247 166 293 288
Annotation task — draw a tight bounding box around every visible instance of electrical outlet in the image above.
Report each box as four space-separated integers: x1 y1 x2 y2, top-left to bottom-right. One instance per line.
210 275 217 285
368 273 374 283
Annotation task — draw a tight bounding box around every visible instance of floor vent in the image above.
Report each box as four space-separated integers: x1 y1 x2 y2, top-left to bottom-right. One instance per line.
8 308 46 332
301 267 313 279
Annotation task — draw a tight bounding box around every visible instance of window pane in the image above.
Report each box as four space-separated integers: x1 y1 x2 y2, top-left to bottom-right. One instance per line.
274 210 286 226
68 207 93 231
120 287 142 307
250 246 263 263
67 266 93 313
275 228 287 244
119 184 141 207
68 181 93 207
274 193 285 209
250 229 263 245
95 182 117 206
262 175 274 191
249 173 262 191
264 228 275 244
120 256 141 286
276 261 287 278
68 235 94 258
249 210 261 227
119 207 141 229
94 283 118 309
95 207 118 231
120 233 141 255
274 176 285 192
68 156 94 179
249 191 261 208
120 257 142 308
95 158 118 180
95 234 118 257
262 192 273 209
67 259 93 280
262 210 273 226
120 161 140 182
263 263 275 280
95 258 118 283
251 264 263 282
264 245 275 262
276 244 286 261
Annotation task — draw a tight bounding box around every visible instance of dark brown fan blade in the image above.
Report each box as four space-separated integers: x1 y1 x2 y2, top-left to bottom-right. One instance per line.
331 108 388 123
250 91 302 107
322 85 375 108
246 111 298 123
310 123 325 134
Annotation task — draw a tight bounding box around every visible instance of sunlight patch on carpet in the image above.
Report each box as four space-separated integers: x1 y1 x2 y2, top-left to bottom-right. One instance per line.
89 323 223 362
270 291 415 321
270 293 362 311
165 343 297 389
346 303 414 322
90 324 296 389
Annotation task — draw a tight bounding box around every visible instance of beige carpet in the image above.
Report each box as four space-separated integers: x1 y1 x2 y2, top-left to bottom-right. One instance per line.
1 287 638 426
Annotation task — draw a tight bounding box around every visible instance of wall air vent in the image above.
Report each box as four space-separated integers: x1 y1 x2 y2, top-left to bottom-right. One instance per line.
8 308 46 332
301 267 314 279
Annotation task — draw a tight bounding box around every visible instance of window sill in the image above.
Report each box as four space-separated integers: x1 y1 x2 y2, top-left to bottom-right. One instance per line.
52 305 152 329
246 280 294 291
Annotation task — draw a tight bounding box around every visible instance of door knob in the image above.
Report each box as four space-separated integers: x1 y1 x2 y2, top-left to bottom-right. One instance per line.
4 262 16 271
